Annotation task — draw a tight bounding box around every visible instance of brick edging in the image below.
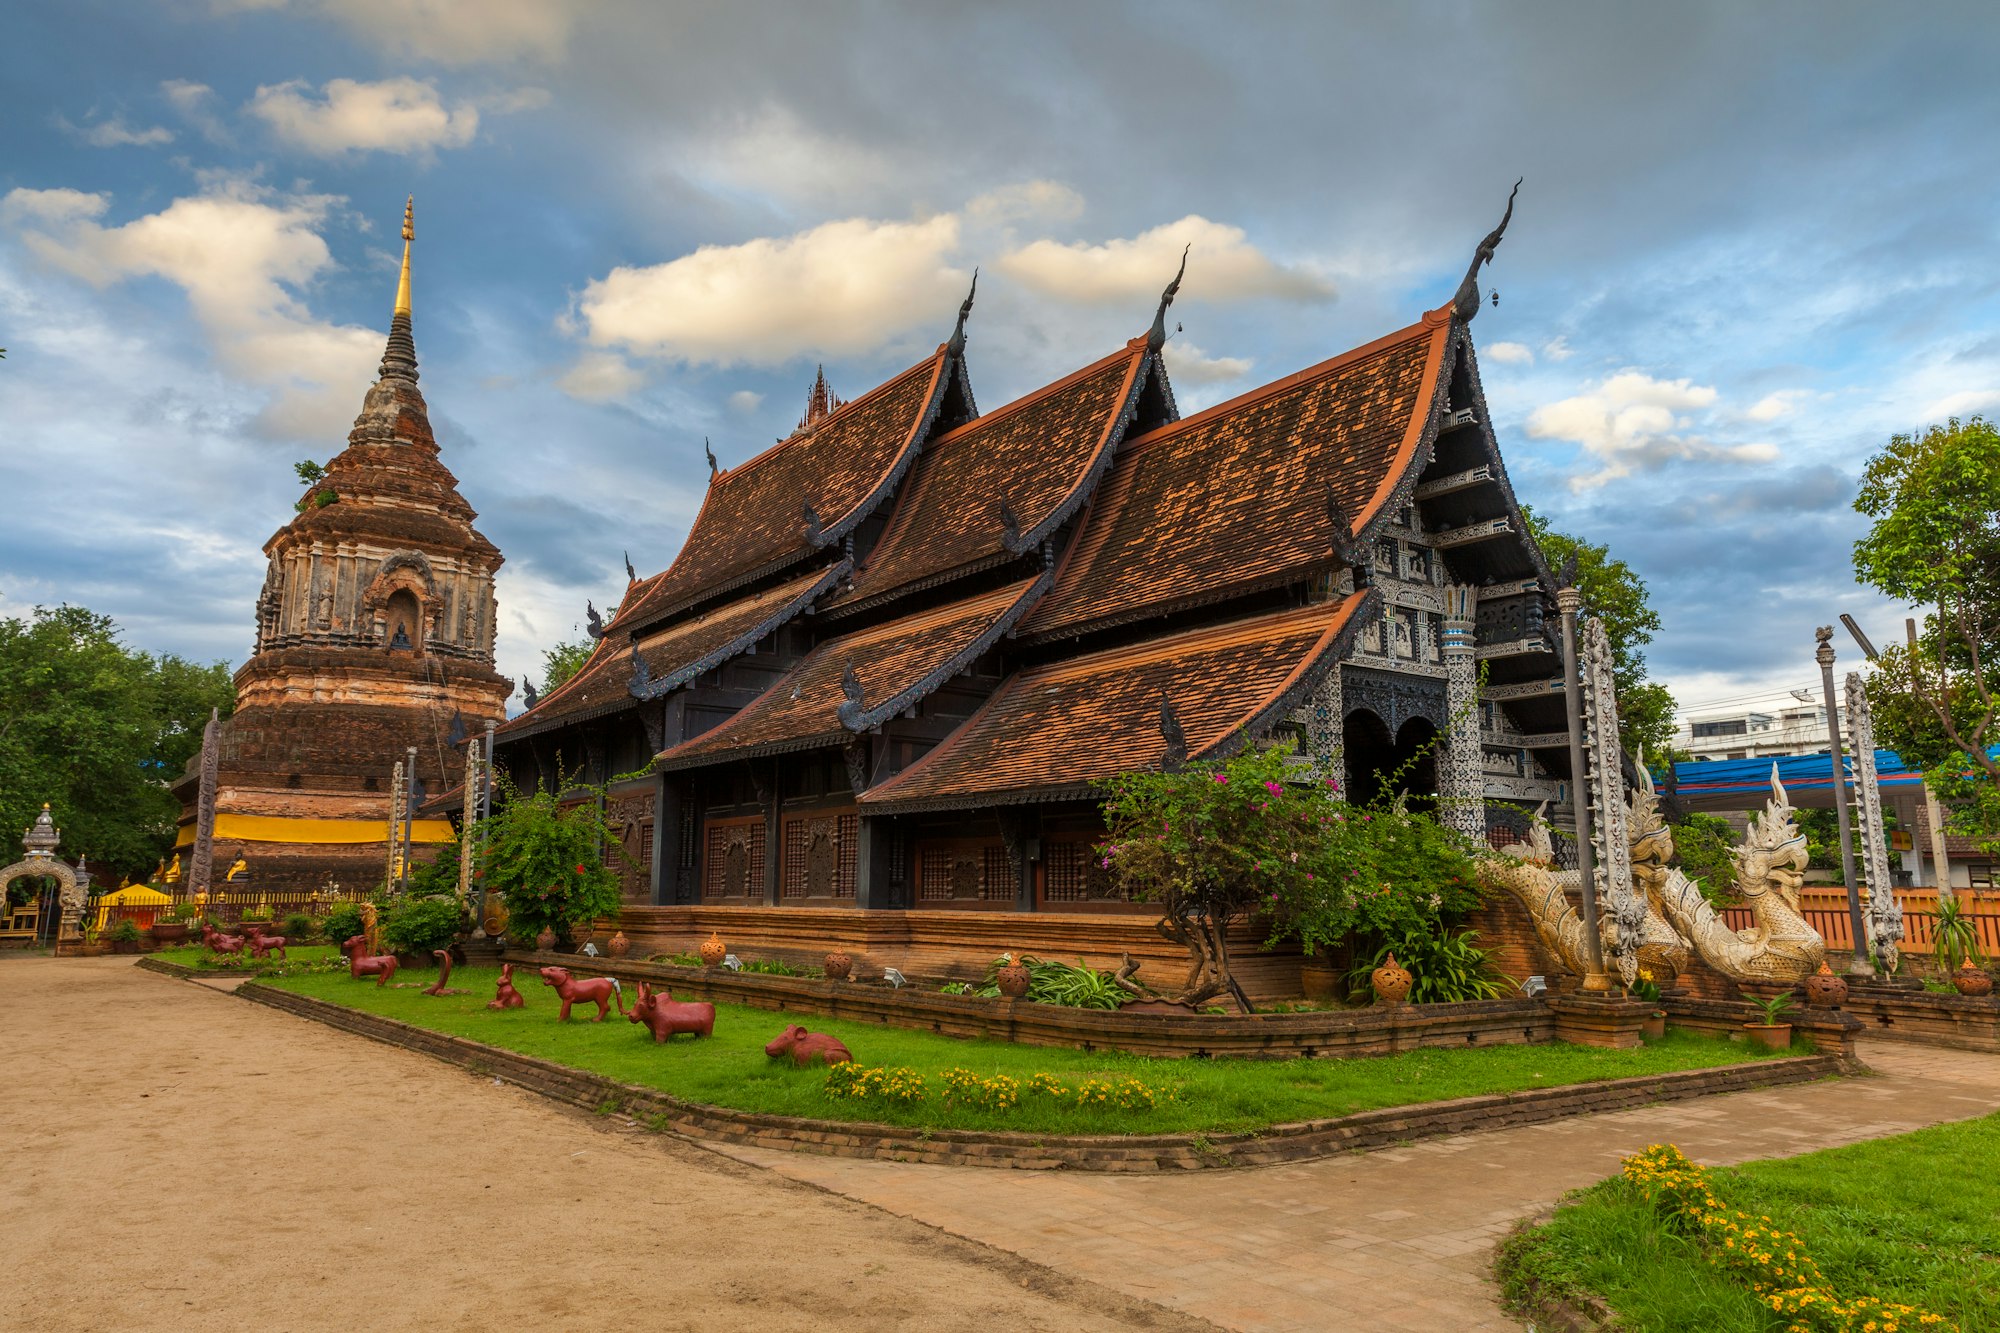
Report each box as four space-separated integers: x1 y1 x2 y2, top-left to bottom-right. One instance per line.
232 982 1844 1172
135 956 256 981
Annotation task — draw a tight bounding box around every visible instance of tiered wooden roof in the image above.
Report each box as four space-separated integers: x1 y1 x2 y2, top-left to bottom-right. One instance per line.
1022 307 1451 643
861 592 1378 813
822 341 1155 616
656 579 1043 769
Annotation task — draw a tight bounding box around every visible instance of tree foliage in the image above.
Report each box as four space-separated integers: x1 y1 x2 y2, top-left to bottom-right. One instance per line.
1523 506 1677 759
540 638 595 694
1097 740 1483 1008
1854 417 2000 848
477 772 621 946
0 605 234 881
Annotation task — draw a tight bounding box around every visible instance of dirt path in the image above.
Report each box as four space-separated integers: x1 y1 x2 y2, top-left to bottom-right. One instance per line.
0 957 1215 1333
712 1040 2000 1332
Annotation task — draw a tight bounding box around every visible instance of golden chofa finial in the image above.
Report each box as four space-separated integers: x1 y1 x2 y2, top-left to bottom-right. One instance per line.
393 195 414 317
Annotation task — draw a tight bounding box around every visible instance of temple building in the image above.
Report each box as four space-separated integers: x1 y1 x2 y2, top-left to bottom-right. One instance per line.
493 203 1571 985
170 201 510 896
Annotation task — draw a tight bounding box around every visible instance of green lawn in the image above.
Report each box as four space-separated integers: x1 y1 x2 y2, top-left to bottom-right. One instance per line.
1500 1113 2000 1331
262 964 1801 1136
153 943 342 971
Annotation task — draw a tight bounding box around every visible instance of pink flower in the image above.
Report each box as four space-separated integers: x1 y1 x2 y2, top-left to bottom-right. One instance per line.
1212 774 1229 785
1264 781 1283 796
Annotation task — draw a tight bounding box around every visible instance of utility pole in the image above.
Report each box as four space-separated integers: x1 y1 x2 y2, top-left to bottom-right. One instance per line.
1817 626 1871 976
1557 584 1608 989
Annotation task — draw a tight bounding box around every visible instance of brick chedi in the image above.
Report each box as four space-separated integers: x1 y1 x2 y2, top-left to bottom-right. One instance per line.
170 199 509 896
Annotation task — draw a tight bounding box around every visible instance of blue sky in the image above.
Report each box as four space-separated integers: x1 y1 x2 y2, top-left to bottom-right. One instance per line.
4 1 1997 723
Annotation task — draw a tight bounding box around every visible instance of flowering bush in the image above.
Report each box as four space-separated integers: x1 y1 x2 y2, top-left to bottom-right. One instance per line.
822 1063 928 1104
478 772 622 948
1622 1144 1950 1331
825 1065 1171 1116
1097 738 1483 1005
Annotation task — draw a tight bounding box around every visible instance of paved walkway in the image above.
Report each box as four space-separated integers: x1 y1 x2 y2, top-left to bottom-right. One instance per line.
708 1042 2000 1332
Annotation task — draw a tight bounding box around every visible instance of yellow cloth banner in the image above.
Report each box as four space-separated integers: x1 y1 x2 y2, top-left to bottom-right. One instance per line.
174 814 456 848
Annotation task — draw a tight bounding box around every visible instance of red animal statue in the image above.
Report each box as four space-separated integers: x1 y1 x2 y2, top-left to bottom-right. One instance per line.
487 962 526 1010
764 1023 853 1066
245 926 288 961
421 949 467 996
200 923 247 956
539 966 624 1022
341 934 399 986
627 981 715 1043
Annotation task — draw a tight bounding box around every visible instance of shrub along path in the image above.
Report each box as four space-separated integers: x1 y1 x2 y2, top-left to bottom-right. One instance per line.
708 1040 2000 1333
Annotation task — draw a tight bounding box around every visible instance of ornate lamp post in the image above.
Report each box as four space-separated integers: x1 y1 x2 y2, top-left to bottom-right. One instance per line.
1816 626 1872 976
1557 583 1609 989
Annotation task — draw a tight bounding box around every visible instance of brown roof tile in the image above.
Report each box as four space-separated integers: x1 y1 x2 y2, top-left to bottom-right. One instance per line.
614 345 958 631
1021 310 1450 642
500 565 845 740
824 345 1149 613
861 591 1377 812
656 579 1044 769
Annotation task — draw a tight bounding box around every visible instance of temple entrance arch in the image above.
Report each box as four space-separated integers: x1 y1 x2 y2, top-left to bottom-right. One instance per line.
1342 710 1441 812
0 806 86 941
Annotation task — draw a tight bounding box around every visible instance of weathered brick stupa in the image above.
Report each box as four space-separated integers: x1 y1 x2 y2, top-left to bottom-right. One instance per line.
169 200 510 896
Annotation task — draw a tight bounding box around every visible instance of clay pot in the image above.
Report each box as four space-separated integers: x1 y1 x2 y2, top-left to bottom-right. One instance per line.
1641 1012 1667 1040
824 950 853 982
1804 961 1848 1008
1954 965 1994 998
1300 958 1341 1002
995 956 1032 999
150 922 190 946
608 931 630 959
534 927 556 952
1743 1023 1792 1051
699 932 727 968
1371 953 1413 1006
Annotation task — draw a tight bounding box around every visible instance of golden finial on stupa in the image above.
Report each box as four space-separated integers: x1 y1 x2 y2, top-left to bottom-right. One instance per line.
393 195 414 317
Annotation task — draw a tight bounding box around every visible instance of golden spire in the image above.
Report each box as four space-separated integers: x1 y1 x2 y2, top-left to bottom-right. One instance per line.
393 195 414 317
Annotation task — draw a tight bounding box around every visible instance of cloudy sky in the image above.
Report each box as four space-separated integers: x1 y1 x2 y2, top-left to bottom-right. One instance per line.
5 1 1997 724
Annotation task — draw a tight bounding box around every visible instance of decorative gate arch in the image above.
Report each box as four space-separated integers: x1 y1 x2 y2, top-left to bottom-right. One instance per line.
1 805 87 941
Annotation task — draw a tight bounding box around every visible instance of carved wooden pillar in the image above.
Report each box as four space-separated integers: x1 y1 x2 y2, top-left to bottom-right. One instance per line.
854 815 898 910
1440 584 1484 840
1305 664 1346 793
751 759 781 906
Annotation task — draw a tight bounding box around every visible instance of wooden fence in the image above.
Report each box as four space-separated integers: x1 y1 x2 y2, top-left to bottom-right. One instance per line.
1720 892 2000 958
97 889 365 930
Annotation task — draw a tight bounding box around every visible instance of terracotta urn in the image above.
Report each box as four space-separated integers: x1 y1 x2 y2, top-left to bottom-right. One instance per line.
996 955 1032 999
150 922 190 946
1804 961 1848 1008
824 950 853 982
699 932 727 968
1954 964 1994 998
608 931 630 959
535 926 556 952
1371 953 1413 1006
1743 1022 1792 1051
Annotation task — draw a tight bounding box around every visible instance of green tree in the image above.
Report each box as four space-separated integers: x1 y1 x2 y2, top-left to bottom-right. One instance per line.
1854 416 2000 849
0 606 234 881
540 637 595 693
1523 506 1677 759
478 773 620 947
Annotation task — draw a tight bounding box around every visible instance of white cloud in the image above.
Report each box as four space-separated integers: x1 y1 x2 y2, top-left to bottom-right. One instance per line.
214 0 584 65
1921 388 2000 421
965 180 1085 226
679 104 899 208
249 77 480 155
577 214 966 367
1745 389 1805 422
727 389 763 413
5 182 383 439
1485 340 1534 365
64 116 174 148
998 215 1334 305
1542 335 1573 362
556 350 646 402
161 79 229 143
1161 340 1252 385
1525 370 1778 491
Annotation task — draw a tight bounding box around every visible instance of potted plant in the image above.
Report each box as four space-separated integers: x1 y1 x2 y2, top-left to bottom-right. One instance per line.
382 894 465 966
1633 970 1667 1038
150 905 194 946
1744 991 1796 1050
1934 896 1990 995
106 918 144 954
479 772 622 951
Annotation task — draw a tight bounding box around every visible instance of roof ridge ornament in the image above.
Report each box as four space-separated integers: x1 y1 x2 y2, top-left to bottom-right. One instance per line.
998 495 1021 550
585 600 604 639
1159 690 1188 772
704 437 718 480
801 499 822 544
628 639 652 696
1146 244 1189 352
1451 179 1519 322
837 660 868 730
947 269 978 357
799 365 845 431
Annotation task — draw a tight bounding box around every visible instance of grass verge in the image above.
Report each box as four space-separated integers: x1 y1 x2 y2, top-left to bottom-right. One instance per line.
153 943 342 972
264 964 1797 1136
1498 1113 2000 1331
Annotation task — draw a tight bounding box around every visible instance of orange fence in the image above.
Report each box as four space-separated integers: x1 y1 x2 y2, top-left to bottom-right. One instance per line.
98 889 364 930
1720 890 2000 957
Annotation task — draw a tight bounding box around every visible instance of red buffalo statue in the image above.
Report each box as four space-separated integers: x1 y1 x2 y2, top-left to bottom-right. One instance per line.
487 962 526 1010
341 934 399 986
245 926 288 961
538 966 625 1022
764 1024 854 1067
201 923 247 956
627 981 715 1043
